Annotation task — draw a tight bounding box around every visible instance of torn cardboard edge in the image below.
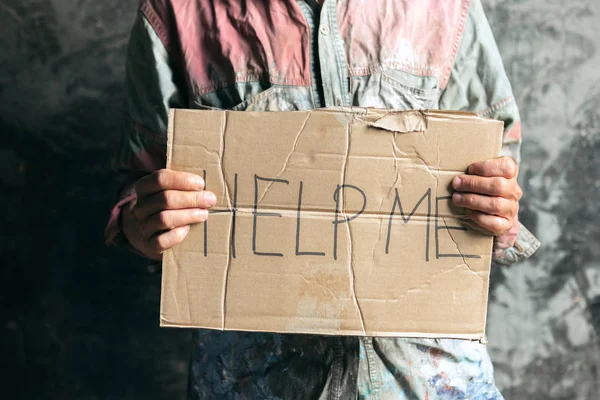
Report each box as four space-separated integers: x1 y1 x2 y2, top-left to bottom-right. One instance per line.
161 107 503 340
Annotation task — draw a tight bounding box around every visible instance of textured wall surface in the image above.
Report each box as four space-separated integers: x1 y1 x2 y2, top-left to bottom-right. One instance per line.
485 1 600 398
1 1 598 399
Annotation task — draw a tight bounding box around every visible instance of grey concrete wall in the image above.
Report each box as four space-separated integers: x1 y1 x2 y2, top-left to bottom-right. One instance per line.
485 1 600 398
1 0 598 398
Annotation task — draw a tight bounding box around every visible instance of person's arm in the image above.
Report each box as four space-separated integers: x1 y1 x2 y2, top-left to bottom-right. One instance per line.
439 0 540 265
104 12 215 260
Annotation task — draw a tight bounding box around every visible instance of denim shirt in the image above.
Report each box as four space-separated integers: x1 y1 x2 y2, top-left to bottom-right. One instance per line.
106 1 540 398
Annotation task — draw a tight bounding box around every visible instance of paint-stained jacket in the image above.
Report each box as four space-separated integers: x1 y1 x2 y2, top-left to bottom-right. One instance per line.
105 0 540 398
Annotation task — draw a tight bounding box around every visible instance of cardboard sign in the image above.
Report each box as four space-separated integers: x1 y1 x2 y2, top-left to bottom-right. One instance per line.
161 108 503 339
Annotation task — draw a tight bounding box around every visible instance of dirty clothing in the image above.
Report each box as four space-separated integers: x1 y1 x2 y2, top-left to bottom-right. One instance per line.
106 0 540 398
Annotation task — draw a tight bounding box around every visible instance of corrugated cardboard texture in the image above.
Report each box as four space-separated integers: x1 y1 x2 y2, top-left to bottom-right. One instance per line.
161 108 503 339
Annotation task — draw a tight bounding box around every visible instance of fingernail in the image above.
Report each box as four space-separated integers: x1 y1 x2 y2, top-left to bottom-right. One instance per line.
206 192 217 207
193 176 205 189
453 193 462 203
194 209 208 220
453 176 462 189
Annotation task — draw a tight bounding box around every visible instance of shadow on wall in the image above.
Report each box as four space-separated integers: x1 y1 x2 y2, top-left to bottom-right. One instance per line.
0 1 190 399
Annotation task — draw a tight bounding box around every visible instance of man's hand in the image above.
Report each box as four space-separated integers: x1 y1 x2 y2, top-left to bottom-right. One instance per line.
121 169 217 260
452 156 522 236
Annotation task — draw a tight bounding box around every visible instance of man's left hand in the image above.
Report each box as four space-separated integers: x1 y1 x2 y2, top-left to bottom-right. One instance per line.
452 156 522 236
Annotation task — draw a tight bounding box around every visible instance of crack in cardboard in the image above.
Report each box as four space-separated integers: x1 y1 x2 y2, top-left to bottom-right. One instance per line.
432 120 442 257
372 188 387 265
347 211 367 334
297 274 342 300
411 151 438 179
219 112 232 208
169 252 182 321
342 118 366 335
257 112 311 205
167 249 193 324
219 111 233 330
221 214 234 330
173 143 220 158
435 126 441 195
371 217 385 263
386 131 403 199
178 250 193 323
376 194 386 213
384 262 471 303
332 155 463 174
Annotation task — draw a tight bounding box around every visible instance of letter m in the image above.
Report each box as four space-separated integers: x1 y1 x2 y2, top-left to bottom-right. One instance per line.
385 188 431 261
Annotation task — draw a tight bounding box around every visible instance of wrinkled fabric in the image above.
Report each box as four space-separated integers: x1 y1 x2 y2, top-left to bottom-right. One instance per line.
186 332 502 399
106 0 541 398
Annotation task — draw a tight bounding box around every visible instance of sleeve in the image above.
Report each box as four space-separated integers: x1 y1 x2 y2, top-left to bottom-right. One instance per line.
438 0 540 265
104 11 185 246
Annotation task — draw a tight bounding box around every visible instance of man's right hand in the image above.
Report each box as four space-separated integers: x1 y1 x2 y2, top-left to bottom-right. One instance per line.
121 169 216 260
